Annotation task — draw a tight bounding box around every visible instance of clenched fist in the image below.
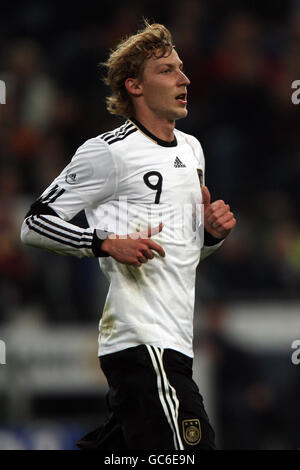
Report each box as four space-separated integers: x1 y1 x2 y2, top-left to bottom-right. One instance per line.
202 186 236 239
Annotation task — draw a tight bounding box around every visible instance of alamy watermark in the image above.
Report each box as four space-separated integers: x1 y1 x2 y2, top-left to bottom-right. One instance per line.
291 340 300 365
0 340 6 365
92 197 205 245
291 80 300 105
0 80 6 104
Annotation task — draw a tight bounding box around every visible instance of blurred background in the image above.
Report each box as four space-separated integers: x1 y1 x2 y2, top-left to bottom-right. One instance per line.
0 0 300 450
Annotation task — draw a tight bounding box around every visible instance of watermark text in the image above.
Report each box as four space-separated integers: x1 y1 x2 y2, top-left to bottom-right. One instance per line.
0 80 6 104
0 340 6 364
291 339 300 365
291 80 300 105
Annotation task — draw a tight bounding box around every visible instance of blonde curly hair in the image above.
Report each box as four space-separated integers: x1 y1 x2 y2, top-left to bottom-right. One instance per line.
102 21 174 118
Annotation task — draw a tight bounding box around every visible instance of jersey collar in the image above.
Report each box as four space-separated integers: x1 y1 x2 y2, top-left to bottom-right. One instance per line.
129 117 178 147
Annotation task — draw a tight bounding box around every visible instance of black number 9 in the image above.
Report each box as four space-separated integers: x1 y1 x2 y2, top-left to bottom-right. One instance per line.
143 171 163 204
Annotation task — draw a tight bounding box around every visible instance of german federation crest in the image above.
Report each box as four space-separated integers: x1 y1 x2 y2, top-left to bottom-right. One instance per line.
197 169 203 188
182 419 201 445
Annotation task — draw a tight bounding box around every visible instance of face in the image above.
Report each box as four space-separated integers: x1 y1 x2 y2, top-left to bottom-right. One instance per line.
137 49 190 121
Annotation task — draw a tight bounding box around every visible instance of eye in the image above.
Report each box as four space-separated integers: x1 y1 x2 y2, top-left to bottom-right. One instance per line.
160 69 170 74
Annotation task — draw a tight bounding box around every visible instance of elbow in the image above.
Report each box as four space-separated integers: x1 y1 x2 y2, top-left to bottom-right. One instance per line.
20 219 32 246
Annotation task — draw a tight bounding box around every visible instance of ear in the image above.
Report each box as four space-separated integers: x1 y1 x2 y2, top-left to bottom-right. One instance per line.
125 78 143 97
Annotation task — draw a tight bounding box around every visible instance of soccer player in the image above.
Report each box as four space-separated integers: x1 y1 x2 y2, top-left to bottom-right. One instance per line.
21 22 236 450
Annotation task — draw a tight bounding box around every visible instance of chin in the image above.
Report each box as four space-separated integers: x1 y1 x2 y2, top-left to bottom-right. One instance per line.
173 108 188 120
163 106 188 121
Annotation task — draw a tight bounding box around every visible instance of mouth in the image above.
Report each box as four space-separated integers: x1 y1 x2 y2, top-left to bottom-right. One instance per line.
175 93 187 105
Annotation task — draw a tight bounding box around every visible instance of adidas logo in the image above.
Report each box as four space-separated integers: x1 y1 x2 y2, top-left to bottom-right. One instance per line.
174 157 186 168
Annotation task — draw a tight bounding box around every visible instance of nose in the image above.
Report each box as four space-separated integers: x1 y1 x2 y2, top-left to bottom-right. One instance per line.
178 70 190 86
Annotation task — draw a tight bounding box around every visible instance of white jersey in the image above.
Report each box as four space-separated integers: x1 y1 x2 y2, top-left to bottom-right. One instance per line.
21 118 223 358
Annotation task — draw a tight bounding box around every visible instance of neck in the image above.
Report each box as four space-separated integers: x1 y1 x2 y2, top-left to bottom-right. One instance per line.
133 109 175 143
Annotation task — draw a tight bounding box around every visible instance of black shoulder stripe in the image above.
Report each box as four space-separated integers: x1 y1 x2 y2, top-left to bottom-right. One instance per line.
26 187 66 218
25 201 59 219
100 131 115 140
100 131 114 139
103 125 134 144
37 185 65 205
101 122 133 143
48 188 65 204
100 121 130 140
37 184 59 203
106 127 138 145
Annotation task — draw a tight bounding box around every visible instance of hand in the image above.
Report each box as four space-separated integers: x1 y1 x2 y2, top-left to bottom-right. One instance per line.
101 223 165 268
202 186 236 239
